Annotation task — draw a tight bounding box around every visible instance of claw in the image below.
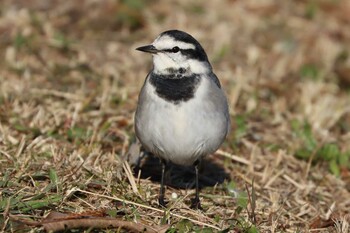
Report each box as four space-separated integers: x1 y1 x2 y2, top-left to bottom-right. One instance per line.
190 197 202 210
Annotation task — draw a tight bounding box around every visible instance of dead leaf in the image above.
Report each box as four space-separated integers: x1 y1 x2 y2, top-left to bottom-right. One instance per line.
309 214 340 229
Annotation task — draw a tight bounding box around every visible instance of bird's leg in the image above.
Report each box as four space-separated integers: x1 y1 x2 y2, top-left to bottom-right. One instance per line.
191 160 202 209
158 160 167 207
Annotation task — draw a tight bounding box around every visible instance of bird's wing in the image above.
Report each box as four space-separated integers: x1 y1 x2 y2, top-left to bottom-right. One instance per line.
209 72 221 88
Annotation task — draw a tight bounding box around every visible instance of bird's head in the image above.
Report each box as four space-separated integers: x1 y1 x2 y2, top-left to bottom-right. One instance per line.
136 30 212 75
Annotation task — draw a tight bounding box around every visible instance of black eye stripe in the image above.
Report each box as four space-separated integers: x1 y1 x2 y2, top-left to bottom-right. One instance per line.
180 49 207 61
163 46 181 53
162 48 194 53
161 47 207 61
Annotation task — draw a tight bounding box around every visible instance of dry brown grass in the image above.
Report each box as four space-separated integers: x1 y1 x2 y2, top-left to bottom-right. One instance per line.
1 0 350 232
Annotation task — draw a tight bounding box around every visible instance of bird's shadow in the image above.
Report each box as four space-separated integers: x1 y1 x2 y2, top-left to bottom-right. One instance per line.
132 152 229 190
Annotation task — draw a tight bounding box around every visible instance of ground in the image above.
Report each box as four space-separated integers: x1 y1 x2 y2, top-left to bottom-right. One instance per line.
0 0 350 232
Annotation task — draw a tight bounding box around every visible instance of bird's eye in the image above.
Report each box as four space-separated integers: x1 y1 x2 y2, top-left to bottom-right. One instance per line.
172 46 180 53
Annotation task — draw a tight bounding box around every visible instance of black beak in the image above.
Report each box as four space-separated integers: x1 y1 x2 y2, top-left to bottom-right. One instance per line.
136 45 159 54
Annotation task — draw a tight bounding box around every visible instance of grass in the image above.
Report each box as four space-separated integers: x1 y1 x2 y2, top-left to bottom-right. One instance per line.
1 0 350 232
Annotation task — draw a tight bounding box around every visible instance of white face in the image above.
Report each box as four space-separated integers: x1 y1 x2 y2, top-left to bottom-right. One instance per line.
151 35 210 75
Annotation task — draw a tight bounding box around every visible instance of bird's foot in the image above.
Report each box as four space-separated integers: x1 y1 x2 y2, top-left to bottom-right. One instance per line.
158 197 168 208
190 197 202 210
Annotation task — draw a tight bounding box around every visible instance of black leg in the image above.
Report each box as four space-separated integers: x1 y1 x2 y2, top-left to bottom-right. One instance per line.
158 161 166 207
191 161 202 209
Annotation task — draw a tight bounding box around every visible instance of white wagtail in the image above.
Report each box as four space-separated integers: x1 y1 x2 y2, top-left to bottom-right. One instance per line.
135 30 230 209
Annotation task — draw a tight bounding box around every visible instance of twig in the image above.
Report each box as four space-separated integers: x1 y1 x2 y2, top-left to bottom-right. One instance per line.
282 174 305 190
30 88 84 101
123 161 140 196
216 149 251 166
245 179 257 224
304 140 325 180
15 136 26 158
0 149 14 161
264 169 284 188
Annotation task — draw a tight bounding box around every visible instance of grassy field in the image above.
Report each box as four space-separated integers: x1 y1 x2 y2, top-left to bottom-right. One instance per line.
1 0 350 232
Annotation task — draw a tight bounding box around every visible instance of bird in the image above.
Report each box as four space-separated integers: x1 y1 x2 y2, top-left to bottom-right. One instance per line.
135 30 230 209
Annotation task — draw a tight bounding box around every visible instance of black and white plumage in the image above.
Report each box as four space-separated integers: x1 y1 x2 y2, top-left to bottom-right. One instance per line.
135 30 230 208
